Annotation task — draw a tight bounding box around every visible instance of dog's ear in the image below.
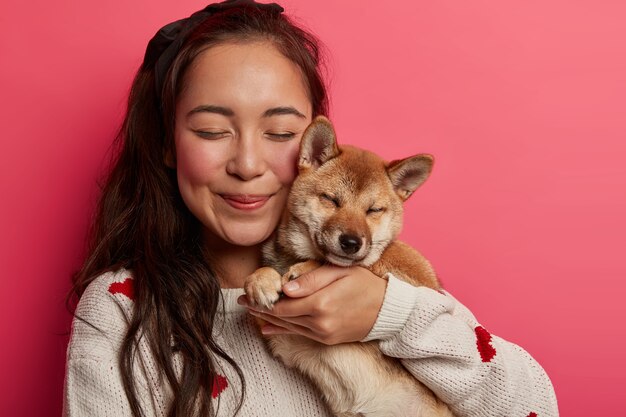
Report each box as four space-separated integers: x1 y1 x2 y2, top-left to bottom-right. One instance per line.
387 154 434 201
299 116 340 170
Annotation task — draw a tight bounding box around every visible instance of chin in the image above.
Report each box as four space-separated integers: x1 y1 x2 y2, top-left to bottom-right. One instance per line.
221 225 275 247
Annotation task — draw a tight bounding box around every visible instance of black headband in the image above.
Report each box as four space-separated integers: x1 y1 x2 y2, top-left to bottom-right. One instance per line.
144 0 284 101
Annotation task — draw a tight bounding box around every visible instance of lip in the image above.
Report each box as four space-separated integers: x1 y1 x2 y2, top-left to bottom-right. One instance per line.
325 254 356 267
220 194 272 211
324 251 367 267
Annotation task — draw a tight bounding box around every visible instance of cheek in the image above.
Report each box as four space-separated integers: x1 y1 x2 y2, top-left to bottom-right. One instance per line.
175 136 225 186
269 141 301 185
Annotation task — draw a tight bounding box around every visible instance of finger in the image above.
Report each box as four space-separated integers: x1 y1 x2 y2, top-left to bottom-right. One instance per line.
282 265 349 298
239 292 315 319
249 309 313 336
263 296 314 318
249 310 338 345
237 294 248 306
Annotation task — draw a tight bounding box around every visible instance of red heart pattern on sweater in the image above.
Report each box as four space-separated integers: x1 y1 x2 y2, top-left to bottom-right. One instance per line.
526 413 538 417
212 374 228 398
474 326 497 362
107 279 228 400
108 277 135 301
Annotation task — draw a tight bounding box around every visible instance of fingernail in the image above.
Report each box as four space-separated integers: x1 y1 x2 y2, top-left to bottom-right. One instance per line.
261 325 277 335
283 281 299 292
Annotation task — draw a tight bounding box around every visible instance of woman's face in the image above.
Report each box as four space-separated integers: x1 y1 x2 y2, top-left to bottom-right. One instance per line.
173 41 312 249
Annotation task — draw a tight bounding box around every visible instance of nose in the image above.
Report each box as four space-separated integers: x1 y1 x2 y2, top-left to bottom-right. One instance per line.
339 234 362 255
226 133 266 181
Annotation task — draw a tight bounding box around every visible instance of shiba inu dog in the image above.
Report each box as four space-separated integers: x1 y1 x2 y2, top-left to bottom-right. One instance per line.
244 116 454 417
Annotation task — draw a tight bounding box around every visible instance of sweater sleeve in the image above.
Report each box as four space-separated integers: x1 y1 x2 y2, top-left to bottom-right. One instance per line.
63 271 159 417
362 274 559 417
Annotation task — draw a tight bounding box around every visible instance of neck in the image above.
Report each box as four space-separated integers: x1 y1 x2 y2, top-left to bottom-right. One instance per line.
203 240 263 289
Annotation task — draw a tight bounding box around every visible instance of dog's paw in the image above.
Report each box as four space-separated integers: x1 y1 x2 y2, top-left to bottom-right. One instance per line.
244 267 283 310
284 260 321 281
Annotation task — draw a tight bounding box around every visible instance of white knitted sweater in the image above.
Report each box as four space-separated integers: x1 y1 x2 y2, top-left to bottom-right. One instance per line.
63 269 558 416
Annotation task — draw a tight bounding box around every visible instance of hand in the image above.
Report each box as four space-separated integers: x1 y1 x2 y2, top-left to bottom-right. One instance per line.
237 265 388 345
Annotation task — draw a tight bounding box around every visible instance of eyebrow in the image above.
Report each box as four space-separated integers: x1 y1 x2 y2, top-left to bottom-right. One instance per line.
187 105 234 118
186 105 307 119
262 106 307 119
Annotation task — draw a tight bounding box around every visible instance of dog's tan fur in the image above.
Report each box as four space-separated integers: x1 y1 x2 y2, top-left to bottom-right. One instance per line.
244 116 454 417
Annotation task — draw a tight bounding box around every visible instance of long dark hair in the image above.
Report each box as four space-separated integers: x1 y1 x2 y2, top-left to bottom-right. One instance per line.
67 3 328 416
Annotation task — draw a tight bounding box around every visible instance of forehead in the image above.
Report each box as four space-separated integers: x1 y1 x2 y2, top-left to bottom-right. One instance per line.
178 41 312 115
320 148 393 195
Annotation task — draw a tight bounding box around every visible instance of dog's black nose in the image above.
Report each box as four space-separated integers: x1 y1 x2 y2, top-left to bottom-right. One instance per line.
339 234 362 255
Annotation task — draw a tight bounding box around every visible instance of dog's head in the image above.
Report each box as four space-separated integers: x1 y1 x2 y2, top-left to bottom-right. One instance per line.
284 116 433 267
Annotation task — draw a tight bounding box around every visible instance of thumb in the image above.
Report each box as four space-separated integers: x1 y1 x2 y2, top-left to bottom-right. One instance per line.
282 266 347 298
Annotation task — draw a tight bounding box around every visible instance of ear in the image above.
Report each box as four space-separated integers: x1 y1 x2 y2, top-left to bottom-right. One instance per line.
164 147 176 168
387 154 434 201
298 116 340 170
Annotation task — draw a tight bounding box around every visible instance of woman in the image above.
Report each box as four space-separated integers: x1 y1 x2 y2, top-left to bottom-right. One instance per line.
64 1 559 416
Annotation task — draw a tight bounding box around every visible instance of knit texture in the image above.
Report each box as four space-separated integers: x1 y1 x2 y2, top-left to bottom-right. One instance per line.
63 269 558 416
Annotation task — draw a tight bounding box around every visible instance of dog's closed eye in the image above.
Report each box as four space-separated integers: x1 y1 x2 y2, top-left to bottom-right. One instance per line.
320 193 340 208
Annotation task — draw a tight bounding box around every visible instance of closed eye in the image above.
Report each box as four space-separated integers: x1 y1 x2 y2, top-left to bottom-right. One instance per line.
193 130 230 139
367 207 384 214
266 132 296 141
321 193 340 208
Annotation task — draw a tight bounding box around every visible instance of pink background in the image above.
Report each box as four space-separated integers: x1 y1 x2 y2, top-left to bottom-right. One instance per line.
1 0 625 415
